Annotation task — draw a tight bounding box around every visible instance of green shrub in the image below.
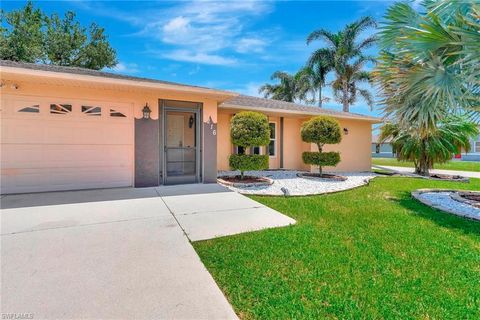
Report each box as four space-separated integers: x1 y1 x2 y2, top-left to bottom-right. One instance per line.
300 116 342 175
301 116 342 145
229 111 270 179
302 152 340 167
230 111 270 147
229 154 269 177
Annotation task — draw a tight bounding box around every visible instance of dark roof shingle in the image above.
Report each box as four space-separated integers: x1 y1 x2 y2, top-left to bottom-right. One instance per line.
221 95 380 122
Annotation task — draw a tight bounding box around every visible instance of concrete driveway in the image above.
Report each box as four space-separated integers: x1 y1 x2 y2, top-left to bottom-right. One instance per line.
1 184 294 319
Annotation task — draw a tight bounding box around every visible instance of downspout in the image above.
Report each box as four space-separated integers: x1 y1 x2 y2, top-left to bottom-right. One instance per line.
280 117 284 168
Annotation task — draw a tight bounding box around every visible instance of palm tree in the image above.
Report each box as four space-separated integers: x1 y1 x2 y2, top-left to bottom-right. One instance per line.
379 116 478 176
296 63 330 107
259 71 309 103
374 1 480 132
307 16 377 112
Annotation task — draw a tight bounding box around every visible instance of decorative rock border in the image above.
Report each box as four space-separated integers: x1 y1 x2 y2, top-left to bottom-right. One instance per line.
217 176 274 188
412 189 480 221
373 167 470 182
217 170 376 196
296 172 347 182
451 191 480 209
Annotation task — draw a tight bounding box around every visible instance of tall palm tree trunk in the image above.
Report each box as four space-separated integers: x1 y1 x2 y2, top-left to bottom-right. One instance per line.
318 87 322 108
342 82 349 112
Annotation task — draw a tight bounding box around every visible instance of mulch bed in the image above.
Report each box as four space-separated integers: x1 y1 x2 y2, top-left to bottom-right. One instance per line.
217 175 273 187
457 192 480 208
297 173 347 181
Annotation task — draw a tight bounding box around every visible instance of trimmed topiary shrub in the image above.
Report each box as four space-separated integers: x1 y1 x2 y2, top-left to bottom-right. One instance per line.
302 152 340 168
229 154 269 173
301 116 342 175
229 111 270 178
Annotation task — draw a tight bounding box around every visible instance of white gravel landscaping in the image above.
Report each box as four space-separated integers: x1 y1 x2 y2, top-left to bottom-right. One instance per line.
217 170 376 196
415 191 480 221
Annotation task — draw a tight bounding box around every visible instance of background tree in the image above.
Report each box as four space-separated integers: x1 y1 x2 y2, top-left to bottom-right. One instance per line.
0 1 43 63
229 111 270 179
296 62 331 107
379 117 478 176
374 1 480 175
307 16 377 112
0 1 117 70
301 116 342 176
259 71 310 103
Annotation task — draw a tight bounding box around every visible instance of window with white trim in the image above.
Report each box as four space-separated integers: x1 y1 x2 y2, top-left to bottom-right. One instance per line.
82 106 102 116
50 104 72 114
18 105 40 113
110 108 126 117
268 122 276 156
233 146 262 155
475 135 480 153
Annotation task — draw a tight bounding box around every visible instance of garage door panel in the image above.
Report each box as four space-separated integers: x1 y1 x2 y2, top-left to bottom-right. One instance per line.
1 145 133 169
1 167 132 194
1 95 134 194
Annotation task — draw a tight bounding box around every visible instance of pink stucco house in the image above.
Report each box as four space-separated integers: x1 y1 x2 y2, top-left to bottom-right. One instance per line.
0 60 379 194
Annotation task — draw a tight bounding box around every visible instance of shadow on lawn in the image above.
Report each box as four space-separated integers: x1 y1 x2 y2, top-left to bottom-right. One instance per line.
397 191 480 236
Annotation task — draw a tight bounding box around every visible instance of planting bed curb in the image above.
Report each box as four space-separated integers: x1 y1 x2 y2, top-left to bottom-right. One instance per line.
412 189 480 221
217 176 274 187
297 172 347 182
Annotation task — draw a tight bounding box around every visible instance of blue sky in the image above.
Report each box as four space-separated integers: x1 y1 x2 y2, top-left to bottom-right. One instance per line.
3 0 401 117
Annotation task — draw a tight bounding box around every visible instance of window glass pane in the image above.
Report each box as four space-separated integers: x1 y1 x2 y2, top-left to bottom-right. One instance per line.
82 106 101 116
269 123 276 139
110 108 126 117
268 140 275 156
50 104 72 114
18 105 40 113
236 146 245 154
251 146 261 155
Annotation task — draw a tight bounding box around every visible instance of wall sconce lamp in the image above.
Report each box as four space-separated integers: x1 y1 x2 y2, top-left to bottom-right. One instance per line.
343 128 349 135
188 115 194 128
142 103 151 119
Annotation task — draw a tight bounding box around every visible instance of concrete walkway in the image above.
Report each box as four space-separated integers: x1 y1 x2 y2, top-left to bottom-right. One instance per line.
1 184 295 319
373 165 480 179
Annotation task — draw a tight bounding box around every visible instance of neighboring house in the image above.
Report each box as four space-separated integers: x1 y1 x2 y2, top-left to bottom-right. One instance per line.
460 127 480 161
371 134 395 158
0 60 380 194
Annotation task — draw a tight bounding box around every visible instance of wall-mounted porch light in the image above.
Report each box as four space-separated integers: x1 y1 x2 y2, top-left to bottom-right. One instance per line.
142 103 151 119
188 115 194 128
343 128 349 135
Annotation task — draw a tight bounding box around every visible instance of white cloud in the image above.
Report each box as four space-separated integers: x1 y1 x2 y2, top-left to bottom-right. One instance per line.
235 38 267 53
74 0 275 66
108 62 139 74
232 82 264 97
139 0 273 64
161 50 237 66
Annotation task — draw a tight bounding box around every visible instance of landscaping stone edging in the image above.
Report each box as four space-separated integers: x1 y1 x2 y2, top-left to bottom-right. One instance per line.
217 170 376 196
296 172 347 182
217 176 274 188
411 189 480 221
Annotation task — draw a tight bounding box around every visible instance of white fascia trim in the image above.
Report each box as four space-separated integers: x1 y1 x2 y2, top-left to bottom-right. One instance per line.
1 66 238 98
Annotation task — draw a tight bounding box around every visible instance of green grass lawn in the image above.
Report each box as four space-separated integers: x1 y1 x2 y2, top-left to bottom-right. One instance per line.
194 177 480 319
372 157 480 172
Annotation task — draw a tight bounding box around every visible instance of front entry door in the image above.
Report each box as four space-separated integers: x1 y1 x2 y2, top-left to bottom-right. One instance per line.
164 109 200 184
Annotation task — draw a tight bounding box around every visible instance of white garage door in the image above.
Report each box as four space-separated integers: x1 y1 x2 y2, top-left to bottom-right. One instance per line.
1 95 134 194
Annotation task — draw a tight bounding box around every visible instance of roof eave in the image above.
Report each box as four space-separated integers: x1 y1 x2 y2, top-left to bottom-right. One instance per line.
220 103 382 123
0 65 238 99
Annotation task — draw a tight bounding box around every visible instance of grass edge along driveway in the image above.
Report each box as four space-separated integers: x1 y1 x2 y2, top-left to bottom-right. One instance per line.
194 177 480 319
372 157 480 172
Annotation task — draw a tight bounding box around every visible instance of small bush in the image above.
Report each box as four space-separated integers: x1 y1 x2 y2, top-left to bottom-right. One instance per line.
229 154 269 177
300 116 342 175
302 152 340 167
230 111 270 147
301 116 342 145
